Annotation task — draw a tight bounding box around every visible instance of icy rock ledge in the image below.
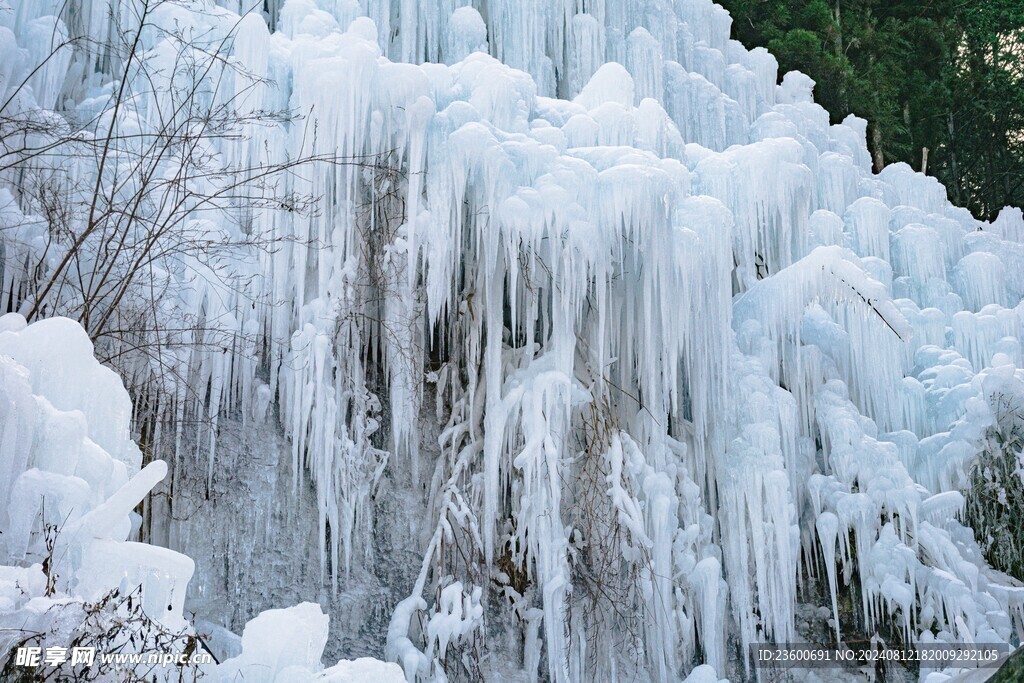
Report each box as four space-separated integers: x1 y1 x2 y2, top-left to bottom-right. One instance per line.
0 314 401 682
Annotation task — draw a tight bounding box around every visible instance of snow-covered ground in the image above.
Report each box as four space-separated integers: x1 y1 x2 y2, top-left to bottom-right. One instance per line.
1 0 1024 681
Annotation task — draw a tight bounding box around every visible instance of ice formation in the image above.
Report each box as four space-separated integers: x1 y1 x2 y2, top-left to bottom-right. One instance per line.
0 314 404 681
0 315 192 670
216 602 405 682
1 0 1024 681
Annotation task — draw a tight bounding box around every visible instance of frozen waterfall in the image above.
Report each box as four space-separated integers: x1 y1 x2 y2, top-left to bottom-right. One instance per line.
1 0 1024 681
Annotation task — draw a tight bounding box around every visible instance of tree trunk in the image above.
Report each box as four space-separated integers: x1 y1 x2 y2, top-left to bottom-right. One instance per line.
833 0 843 58
947 112 961 204
871 125 884 173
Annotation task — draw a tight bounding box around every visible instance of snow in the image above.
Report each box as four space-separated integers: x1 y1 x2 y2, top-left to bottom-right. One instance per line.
215 602 329 679
1 0 1024 681
319 657 407 683
0 315 404 681
214 603 405 681
0 316 194 669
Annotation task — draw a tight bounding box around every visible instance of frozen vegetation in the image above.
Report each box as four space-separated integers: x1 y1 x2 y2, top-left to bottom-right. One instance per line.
0 0 1023 681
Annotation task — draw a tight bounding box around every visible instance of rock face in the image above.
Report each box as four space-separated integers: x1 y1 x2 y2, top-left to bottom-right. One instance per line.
2 0 1024 681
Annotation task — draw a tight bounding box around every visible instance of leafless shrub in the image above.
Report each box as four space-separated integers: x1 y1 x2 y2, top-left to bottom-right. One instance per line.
0 585 210 682
565 392 649 678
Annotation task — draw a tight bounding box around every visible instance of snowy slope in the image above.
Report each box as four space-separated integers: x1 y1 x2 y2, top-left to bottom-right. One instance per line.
2 0 1024 681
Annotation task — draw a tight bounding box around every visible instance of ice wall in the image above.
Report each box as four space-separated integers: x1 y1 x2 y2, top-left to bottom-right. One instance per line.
0 314 197 674
0 314 404 681
2 0 1024 681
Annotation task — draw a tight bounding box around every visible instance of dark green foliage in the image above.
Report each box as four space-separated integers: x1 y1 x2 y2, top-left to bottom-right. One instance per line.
989 645 1024 682
718 0 1024 220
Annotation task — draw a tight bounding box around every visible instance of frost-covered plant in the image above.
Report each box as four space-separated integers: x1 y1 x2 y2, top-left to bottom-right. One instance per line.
965 390 1024 579
0 585 206 682
565 396 648 678
386 355 486 682
39 519 65 599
